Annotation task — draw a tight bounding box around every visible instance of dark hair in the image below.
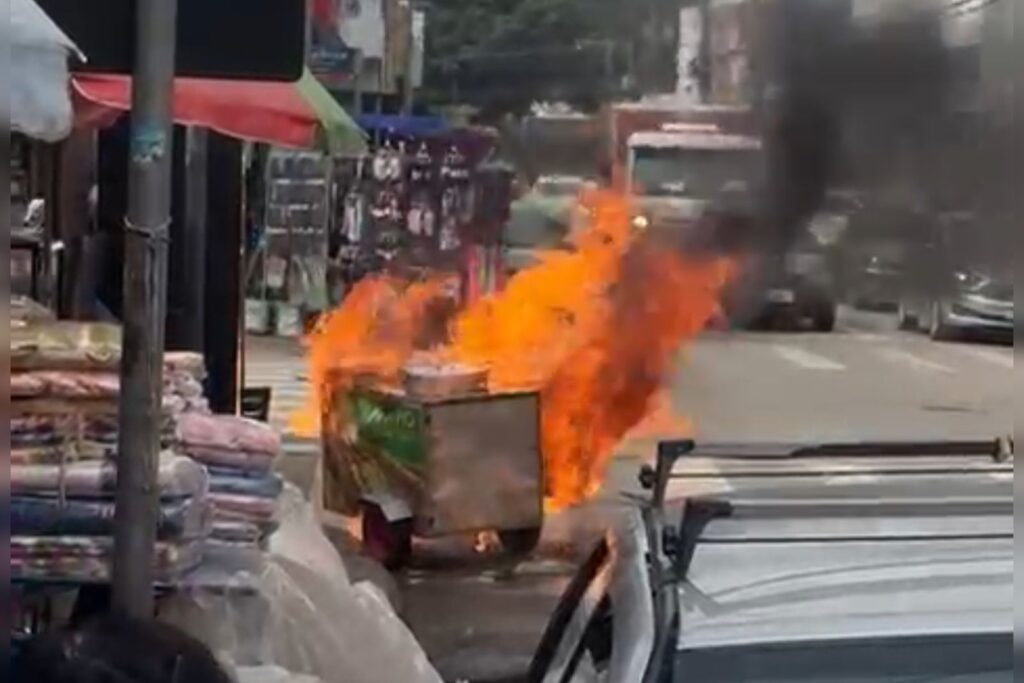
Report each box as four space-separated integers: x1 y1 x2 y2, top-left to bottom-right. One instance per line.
13 614 233 683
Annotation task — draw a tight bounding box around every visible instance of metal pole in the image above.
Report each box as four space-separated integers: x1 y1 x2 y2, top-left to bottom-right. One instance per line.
111 0 178 618
353 50 365 114
402 2 415 114
698 0 711 103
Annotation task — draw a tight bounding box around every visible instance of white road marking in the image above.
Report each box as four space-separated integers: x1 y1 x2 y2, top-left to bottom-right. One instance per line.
771 345 846 371
877 347 955 374
822 462 881 486
281 438 321 456
955 346 1014 369
666 458 735 498
850 332 885 343
260 386 310 398
245 372 307 383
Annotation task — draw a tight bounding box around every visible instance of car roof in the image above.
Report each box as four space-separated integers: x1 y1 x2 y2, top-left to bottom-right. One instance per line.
628 130 762 151
535 174 585 185
671 442 1013 652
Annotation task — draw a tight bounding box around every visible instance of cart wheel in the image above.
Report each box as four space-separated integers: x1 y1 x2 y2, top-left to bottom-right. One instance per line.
498 527 542 557
361 502 413 570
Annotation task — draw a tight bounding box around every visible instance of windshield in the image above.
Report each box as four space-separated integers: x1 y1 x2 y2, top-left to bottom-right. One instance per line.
631 147 755 199
503 210 570 248
535 177 586 197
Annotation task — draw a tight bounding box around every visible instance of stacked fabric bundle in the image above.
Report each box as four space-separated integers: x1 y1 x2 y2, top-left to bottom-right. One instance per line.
10 454 212 582
11 324 208 461
176 413 284 547
10 322 215 583
164 351 211 416
12 321 122 464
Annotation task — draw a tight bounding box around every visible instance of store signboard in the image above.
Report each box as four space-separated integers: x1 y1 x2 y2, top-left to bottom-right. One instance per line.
310 0 359 86
38 0 306 81
310 45 358 85
339 0 385 59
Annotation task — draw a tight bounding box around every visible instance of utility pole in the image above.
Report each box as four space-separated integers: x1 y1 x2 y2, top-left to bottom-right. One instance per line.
402 1 416 114
698 0 711 103
353 49 365 114
402 1 426 115
111 0 178 617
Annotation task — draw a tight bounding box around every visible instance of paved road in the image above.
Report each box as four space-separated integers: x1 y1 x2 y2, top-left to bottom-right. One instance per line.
400 307 1014 682
672 306 1013 445
243 307 1014 682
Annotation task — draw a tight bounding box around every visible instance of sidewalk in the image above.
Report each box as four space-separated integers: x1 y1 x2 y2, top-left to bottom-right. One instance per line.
244 334 320 495
242 334 661 681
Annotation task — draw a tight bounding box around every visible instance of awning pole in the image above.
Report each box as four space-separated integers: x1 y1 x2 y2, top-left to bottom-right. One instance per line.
111 0 179 617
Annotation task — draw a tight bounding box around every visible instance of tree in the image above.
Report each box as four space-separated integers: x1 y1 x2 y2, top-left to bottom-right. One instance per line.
423 0 676 119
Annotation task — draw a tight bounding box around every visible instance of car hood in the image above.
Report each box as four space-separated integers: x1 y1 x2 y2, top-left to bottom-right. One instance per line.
512 194 576 223
956 264 1013 302
503 245 571 272
633 196 707 223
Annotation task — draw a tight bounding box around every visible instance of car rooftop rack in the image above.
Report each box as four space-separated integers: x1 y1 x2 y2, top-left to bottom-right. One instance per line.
679 438 1014 461
638 439 1014 580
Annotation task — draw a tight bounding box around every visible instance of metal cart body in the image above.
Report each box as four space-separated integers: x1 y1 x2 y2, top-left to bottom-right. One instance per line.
321 385 544 564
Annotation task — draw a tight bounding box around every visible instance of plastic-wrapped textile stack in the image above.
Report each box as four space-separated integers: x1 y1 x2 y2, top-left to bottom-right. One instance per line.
9 321 213 582
176 413 284 548
164 351 212 416
10 323 211 463
10 454 213 581
11 294 57 326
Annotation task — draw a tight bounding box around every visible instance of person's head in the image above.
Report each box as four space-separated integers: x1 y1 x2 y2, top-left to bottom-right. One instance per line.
13 613 233 683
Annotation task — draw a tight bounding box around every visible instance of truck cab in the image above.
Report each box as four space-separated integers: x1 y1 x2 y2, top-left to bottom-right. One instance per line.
626 124 762 234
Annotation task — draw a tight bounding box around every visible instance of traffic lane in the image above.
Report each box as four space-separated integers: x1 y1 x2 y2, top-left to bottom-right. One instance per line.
398 502 626 682
402 568 569 682
663 457 1013 504
839 303 1014 346
399 314 1013 681
670 320 1013 444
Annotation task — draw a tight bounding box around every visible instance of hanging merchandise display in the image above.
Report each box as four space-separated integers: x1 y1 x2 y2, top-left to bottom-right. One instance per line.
247 149 334 336
327 124 505 307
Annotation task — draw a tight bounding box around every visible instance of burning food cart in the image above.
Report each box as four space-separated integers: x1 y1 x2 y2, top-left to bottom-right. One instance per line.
321 360 544 568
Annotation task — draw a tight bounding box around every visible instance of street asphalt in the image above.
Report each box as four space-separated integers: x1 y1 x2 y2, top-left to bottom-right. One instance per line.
245 305 1015 682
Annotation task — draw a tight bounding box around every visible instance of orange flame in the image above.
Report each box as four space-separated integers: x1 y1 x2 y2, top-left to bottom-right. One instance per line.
289 275 447 436
293 189 733 510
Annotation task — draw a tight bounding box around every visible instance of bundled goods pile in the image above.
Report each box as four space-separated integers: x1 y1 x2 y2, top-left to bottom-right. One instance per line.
11 294 56 326
10 323 210 463
9 321 213 582
10 455 212 581
164 351 212 415
176 413 284 548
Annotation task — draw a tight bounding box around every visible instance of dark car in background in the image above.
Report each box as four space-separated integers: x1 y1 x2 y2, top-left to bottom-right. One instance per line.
843 238 908 310
897 213 1013 341
835 205 928 311
723 233 838 332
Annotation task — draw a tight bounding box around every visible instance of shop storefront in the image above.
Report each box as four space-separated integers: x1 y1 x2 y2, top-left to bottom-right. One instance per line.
330 116 510 306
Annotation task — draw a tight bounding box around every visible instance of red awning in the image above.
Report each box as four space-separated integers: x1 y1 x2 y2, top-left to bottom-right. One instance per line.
73 74 322 149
